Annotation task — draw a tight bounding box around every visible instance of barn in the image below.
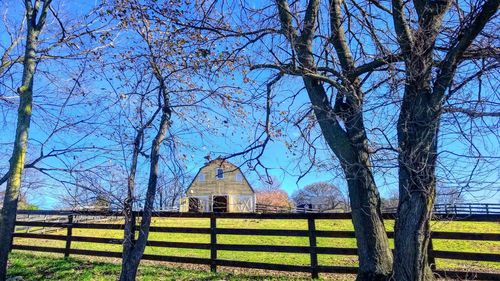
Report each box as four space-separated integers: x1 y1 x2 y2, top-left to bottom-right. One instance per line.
180 158 256 213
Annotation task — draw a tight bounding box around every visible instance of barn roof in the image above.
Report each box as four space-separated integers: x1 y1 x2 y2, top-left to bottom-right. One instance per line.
186 157 255 194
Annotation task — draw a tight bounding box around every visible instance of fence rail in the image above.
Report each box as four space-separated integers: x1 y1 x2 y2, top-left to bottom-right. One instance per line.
258 202 500 215
383 203 500 215
14 213 118 234
433 203 500 215
256 203 322 213
12 210 500 280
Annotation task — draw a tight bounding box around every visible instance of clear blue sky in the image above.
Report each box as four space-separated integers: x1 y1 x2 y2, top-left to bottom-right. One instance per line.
0 0 498 209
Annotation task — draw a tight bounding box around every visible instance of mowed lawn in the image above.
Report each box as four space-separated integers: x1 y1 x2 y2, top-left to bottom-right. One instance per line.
12 217 500 275
8 251 313 281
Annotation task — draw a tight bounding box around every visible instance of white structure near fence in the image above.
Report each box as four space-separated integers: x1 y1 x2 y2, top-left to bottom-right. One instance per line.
180 158 256 213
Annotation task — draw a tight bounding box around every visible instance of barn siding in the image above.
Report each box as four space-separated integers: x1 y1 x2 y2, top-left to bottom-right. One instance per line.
181 159 255 212
187 160 254 196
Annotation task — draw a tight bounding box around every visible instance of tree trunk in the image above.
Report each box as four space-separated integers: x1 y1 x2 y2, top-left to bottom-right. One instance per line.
390 1 445 279
346 168 393 281
390 0 499 279
0 5 45 277
119 101 170 281
273 1 393 277
394 90 439 281
120 131 142 279
303 77 392 280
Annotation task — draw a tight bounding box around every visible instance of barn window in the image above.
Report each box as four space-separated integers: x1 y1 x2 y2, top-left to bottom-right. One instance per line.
198 173 206 182
235 173 243 182
189 198 201 212
216 168 224 179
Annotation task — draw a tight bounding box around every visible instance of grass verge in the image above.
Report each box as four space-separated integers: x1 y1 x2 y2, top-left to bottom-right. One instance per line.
7 251 317 281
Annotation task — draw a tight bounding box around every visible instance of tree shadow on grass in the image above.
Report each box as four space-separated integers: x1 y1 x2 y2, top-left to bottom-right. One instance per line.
7 252 311 281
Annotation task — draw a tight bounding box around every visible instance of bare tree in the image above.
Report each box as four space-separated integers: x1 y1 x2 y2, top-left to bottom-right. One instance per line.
189 1 395 278
157 171 186 210
292 182 346 211
269 1 394 278
190 1 499 280
98 1 253 279
391 0 499 280
0 1 112 277
0 1 53 278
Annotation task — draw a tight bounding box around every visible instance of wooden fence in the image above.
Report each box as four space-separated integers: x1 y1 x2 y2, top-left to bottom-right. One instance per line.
257 202 500 215
12 210 500 280
382 203 500 215
256 203 322 213
433 203 500 215
14 213 118 234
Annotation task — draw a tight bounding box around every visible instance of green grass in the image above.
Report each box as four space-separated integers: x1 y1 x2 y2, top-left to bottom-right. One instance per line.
7 252 313 281
12 218 500 278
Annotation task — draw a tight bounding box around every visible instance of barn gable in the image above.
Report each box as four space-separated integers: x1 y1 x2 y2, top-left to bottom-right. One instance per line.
186 159 254 196
180 158 255 213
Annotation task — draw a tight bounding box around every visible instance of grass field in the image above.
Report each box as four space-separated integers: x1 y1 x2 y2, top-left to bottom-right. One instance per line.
11 217 500 279
8 252 312 281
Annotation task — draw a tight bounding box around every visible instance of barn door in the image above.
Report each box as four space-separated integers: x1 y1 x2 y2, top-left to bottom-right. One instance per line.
213 196 228 212
180 197 189 212
199 198 207 212
233 195 253 212
189 197 201 212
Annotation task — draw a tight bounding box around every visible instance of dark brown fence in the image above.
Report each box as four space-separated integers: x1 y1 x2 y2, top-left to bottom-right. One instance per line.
12 210 500 280
382 203 500 215
433 203 500 215
256 203 321 213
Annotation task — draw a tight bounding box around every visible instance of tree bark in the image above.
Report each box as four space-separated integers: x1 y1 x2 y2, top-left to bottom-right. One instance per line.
273 1 393 279
391 0 499 279
304 78 393 281
120 131 142 278
119 91 171 281
0 1 51 279
394 88 439 281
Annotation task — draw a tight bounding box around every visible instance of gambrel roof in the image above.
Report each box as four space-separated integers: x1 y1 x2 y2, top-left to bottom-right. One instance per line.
186 158 255 195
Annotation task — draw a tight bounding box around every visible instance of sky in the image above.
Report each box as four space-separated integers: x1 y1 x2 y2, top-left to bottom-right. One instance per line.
0 0 498 209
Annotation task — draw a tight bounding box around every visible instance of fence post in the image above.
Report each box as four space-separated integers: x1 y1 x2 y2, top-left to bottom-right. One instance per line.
486 204 489 215
64 214 74 258
26 213 30 233
308 215 318 279
428 235 436 271
210 214 217 273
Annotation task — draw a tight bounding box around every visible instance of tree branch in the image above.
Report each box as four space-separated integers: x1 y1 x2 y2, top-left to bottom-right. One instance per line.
443 107 500 118
275 0 299 43
353 54 402 76
329 0 356 73
35 0 52 31
433 0 500 99
391 0 414 56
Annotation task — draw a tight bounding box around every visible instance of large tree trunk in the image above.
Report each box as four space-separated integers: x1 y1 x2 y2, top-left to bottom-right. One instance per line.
119 101 170 281
0 1 50 277
390 0 446 280
346 165 393 281
304 78 392 280
273 1 392 278
394 88 439 281
390 0 499 279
